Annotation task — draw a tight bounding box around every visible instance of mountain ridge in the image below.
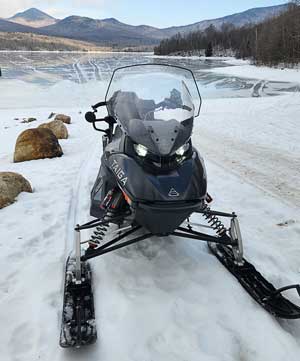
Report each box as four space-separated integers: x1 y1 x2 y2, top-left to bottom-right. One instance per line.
1 4 289 47
163 4 288 33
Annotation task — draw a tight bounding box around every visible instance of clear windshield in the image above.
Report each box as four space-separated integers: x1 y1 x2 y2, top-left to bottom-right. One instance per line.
105 64 201 128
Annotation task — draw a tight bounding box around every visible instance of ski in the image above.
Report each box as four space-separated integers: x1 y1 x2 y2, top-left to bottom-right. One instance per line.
208 242 300 319
59 257 97 348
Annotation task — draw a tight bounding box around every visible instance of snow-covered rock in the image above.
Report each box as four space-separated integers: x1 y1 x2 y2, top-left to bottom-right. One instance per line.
38 119 68 139
0 171 32 209
13 128 63 163
21 117 37 124
55 113 71 124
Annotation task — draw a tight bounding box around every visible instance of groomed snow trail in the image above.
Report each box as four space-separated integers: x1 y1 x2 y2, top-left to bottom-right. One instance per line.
196 94 300 208
1 96 300 360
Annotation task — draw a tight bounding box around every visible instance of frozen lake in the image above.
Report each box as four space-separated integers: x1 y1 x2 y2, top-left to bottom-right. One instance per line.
0 52 299 109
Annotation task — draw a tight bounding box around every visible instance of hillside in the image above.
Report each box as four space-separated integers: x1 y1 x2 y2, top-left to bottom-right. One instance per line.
164 3 288 35
0 32 110 51
155 4 300 66
39 16 160 46
0 18 36 33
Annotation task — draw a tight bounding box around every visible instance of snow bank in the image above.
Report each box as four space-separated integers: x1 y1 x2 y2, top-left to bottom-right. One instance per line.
205 60 300 83
148 54 236 61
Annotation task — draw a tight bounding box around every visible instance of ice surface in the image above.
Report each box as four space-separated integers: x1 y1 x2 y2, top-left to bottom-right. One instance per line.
0 52 298 109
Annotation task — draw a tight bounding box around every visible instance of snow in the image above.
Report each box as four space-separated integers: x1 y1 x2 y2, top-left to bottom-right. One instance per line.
1 58 300 361
197 94 300 208
149 55 236 61
204 59 300 83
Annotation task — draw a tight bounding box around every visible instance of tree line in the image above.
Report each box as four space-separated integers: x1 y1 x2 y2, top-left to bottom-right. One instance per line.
154 1 300 66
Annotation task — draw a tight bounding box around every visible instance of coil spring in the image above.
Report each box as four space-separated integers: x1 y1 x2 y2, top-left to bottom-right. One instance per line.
89 225 108 247
88 207 129 248
202 204 227 236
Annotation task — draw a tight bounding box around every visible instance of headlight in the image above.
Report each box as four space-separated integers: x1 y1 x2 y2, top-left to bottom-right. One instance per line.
175 142 190 156
134 143 148 157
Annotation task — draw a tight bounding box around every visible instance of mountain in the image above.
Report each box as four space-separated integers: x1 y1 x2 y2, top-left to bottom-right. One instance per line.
7 8 57 28
39 4 289 45
164 4 289 35
0 4 289 47
39 16 167 46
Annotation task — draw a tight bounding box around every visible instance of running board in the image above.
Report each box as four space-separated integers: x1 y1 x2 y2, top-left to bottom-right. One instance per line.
208 243 300 319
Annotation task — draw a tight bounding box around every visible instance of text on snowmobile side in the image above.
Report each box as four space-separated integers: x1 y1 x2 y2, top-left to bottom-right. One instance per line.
111 160 128 186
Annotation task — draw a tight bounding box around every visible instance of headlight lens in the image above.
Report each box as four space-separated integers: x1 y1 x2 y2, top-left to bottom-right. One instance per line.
175 142 190 156
134 143 148 157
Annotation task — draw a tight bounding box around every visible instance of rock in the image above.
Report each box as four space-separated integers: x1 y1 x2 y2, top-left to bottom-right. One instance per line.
14 128 63 163
38 120 68 139
0 172 32 209
21 117 37 123
277 219 296 227
55 114 71 124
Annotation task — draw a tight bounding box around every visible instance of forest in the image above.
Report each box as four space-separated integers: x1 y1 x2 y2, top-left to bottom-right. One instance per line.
154 1 300 66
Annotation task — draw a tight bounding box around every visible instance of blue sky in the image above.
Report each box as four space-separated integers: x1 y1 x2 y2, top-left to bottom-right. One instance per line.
3 0 288 27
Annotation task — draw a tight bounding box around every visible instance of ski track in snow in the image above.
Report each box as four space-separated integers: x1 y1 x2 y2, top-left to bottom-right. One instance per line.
90 60 102 82
0 65 300 360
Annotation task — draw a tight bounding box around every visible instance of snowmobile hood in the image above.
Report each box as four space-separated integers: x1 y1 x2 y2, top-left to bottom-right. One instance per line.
125 117 193 156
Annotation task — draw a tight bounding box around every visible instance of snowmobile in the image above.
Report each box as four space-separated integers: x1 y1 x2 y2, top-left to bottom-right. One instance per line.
60 64 300 348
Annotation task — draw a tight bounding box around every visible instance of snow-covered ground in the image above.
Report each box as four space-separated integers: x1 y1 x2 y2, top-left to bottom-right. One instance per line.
0 57 300 361
205 58 300 83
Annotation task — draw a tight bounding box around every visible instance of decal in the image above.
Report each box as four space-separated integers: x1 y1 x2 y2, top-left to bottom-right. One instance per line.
168 188 180 197
111 159 128 186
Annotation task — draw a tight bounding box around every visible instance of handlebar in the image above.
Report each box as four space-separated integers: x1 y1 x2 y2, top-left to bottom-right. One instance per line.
92 101 106 111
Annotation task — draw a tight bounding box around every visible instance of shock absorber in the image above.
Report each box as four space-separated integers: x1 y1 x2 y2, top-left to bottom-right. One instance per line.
89 224 108 248
201 204 227 236
88 188 126 249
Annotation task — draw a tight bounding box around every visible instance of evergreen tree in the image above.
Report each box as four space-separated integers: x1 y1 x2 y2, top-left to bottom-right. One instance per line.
205 42 213 57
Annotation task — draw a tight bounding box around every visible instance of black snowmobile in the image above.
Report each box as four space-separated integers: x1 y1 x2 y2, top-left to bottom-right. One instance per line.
60 64 300 348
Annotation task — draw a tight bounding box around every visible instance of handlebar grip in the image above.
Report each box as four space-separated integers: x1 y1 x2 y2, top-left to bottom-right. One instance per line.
92 101 106 110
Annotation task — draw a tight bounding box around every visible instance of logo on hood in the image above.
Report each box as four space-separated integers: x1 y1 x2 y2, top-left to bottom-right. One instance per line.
111 159 128 187
168 188 180 197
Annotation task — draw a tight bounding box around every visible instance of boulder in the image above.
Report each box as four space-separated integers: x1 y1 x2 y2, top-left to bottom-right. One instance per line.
0 172 32 209
14 128 63 163
55 114 71 124
21 117 37 123
38 120 68 139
